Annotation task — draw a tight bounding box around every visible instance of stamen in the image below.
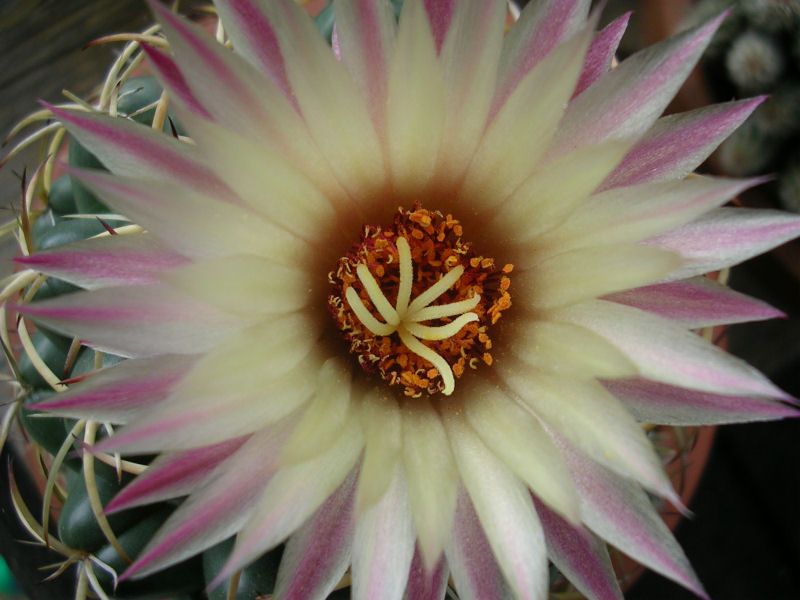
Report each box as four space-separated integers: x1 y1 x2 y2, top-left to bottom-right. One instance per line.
407 294 481 322
329 206 513 396
356 263 400 326
395 236 413 315
406 265 465 316
405 313 480 341
397 327 456 395
344 286 396 336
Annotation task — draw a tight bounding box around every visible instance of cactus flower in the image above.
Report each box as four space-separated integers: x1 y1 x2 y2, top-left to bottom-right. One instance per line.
13 1 800 598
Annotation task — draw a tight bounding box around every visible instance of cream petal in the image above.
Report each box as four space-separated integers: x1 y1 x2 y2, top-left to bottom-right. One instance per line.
151 2 308 149
272 468 357 600
159 254 313 317
356 390 403 512
462 26 593 208
549 14 724 157
333 0 397 136
213 417 364 585
551 299 791 399
178 112 342 244
464 381 580 523
532 496 623 600
506 319 637 379
401 400 459 569
539 176 764 252
257 0 386 203
104 437 248 514
386 0 445 195
600 98 765 189
603 377 798 426
69 169 310 263
605 277 783 329
122 423 292 579
444 410 548 600
556 435 707 598
499 365 681 505
18 233 188 290
644 207 800 280
514 244 682 309
352 464 416 600
495 0 591 108
280 358 353 465
33 354 197 423
19 283 251 358
489 138 634 243
446 489 514 600
433 0 506 185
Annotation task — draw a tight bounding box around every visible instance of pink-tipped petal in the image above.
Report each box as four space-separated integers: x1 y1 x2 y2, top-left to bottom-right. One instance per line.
572 12 631 99
550 13 725 157
601 97 766 189
333 0 397 135
212 0 295 103
605 276 784 328
434 0 506 184
351 464 416 600
213 419 364 586
17 283 251 358
272 467 358 600
422 0 457 52
105 437 248 514
90 346 321 455
252 0 385 202
31 354 196 422
404 548 449 600
139 44 211 118
445 488 514 600
555 434 709 599
68 168 309 263
541 175 766 252
122 425 292 580
47 104 226 194
149 0 328 183
645 207 800 280
603 377 799 425
553 299 792 400
499 365 682 507
17 233 189 290
533 496 623 600
494 0 591 113
445 411 548 600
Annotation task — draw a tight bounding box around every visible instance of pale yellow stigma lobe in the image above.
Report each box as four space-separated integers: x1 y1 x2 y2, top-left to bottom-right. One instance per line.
345 236 479 395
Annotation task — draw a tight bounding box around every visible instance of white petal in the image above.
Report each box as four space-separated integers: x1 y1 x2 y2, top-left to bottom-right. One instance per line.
499 365 680 505
352 464 416 600
386 0 445 195
551 299 790 399
507 318 637 379
464 380 580 523
444 410 548 600
401 400 459 569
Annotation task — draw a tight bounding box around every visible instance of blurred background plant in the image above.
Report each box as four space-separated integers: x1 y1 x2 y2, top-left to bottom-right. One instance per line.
682 0 800 212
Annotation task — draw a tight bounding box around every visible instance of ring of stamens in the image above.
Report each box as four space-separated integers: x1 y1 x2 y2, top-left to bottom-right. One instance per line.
328 206 513 397
344 237 481 395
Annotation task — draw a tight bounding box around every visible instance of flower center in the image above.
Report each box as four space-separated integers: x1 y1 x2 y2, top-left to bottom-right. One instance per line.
328 206 513 397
